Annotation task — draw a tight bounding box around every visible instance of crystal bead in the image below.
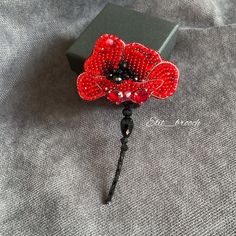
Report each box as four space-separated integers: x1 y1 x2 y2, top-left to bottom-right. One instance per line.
131 89 150 104
107 90 123 104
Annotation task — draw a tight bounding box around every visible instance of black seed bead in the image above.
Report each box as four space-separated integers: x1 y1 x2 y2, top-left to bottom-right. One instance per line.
116 69 123 75
108 73 113 80
122 107 132 117
119 61 127 69
121 144 128 151
130 72 135 78
121 137 128 143
123 72 129 79
123 67 129 73
114 77 123 83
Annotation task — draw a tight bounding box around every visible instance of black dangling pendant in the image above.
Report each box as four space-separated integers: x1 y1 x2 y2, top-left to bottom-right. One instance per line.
121 117 133 137
105 102 134 205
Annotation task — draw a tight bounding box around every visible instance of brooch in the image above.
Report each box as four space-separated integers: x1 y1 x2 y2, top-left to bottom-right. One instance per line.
77 34 179 204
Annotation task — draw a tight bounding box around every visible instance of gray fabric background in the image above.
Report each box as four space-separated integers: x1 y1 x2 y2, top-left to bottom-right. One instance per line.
0 0 236 235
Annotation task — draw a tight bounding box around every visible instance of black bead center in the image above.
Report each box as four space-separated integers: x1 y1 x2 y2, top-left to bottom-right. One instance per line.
107 61 139 84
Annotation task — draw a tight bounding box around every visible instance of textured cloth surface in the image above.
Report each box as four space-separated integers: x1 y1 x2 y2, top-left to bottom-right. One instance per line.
0 0 236 235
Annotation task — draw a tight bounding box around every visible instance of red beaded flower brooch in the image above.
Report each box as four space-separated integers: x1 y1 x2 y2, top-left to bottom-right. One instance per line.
76 34 180 204
77 34 179 105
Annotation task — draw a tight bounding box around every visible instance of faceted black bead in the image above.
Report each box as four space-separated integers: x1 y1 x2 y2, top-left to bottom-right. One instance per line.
122 107 132 117
121 144 128 151
119 61 127 69
120 137 128 143
114 77 123 84
120 117 133 137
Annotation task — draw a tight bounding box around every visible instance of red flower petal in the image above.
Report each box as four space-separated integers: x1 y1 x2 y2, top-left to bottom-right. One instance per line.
123 43 162 81
77 73 108 101
84 34 125 76
138 79 164 91
147 62 179 99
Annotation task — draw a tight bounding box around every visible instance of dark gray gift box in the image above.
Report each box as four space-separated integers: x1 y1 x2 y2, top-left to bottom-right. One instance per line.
66 3 179 74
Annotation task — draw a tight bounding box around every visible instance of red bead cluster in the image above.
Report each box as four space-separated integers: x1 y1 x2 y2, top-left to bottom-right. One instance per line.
77 34 179 104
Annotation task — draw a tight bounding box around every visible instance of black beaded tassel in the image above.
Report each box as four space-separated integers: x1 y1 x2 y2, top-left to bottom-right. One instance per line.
105 102 134 204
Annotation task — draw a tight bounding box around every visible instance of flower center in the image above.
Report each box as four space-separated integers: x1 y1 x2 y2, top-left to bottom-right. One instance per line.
107 61 140 84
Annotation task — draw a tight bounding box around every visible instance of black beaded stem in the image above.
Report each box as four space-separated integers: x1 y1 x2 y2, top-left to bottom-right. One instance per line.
105 102 134 205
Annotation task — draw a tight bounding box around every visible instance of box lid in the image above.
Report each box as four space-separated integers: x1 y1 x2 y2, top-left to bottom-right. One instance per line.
67 3 179 74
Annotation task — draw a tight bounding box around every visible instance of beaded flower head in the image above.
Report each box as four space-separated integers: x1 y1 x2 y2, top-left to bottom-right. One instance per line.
77 34 179 204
